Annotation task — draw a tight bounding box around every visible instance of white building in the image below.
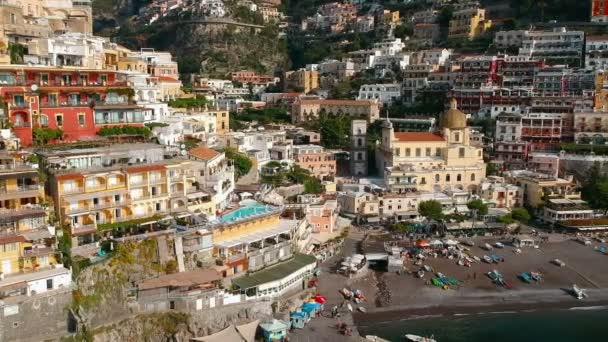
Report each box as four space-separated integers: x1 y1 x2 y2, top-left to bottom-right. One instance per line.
358 83 402 107
373 38 405 56
125 72 169 123
586 35 608 71
415 48 452 66
199 0 226 17
494 30 527 49
188 147 235 210
519 28 585 66
24 33 105 69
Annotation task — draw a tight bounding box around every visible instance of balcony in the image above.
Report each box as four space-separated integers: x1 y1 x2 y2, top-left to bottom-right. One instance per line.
71 224 97 236
170 174 184 182
39 101 90 108
62 187 84 195
149 177 167 185
0 185 40 201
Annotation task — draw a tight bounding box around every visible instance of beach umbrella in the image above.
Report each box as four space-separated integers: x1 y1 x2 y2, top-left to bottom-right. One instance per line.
313 294 327 304
416 240 430 248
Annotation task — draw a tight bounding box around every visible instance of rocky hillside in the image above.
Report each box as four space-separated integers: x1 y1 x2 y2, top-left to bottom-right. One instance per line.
93 2 290 79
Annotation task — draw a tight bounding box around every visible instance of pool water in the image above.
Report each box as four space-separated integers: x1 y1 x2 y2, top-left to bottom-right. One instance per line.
220 203 272 222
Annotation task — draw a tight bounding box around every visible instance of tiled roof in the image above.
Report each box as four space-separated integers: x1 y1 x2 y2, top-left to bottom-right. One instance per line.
298 99 376 106
189 147 220 161
157 76 180 82
394 132 445 142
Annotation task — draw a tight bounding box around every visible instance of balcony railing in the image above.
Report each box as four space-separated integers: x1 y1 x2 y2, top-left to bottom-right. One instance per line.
71 224 97 235
63 187 84 195
0 184 40 195
39 101 90 108
149 177 166 184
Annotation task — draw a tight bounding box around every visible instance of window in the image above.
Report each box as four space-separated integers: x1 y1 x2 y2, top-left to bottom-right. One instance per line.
459 147 465 158
115 208 121 218
395 148 400 156
426 148 431 156
56 114 63 126
471 173 476 181
46 279 53 290
405 148 411 157
454 132 460 141
156 202 161 211
357 138 363 147
457 174 462 182
446 174 451 182
435 174 440 182
78 114 85 127
416 148 421 157
39 115 48 127
436 148 441 156
421 177 426 184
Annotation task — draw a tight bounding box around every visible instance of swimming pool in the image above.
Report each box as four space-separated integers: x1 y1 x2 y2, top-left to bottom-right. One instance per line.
220 203 273 223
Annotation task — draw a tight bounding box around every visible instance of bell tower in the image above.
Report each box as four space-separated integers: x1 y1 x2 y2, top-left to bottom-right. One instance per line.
350 120 368 176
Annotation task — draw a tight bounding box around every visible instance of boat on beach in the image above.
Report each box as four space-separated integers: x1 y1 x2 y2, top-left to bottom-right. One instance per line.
405 334 437 342
483 255 493 264
365 335 391 342
417 270 425 278
572 284 587 299
483 243 493 251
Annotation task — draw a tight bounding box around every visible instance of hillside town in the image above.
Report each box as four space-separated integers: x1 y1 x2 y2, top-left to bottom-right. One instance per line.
1 0 608 341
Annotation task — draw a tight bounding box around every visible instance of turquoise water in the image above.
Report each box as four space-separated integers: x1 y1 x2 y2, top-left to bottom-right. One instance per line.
220 203 271 222
357 307 608 342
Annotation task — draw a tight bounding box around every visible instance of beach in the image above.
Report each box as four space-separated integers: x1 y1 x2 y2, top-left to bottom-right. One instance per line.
299 229 608 341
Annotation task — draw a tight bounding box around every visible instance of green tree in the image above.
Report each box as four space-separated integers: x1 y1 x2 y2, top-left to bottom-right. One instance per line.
511 208 531 223
467 199 488 216
33 128 63 146
223 148 252 179
304 177 323 194
418 200 444 221
497 214 515 224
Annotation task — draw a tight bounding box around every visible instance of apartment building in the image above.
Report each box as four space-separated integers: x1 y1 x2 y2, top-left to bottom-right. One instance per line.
25 33 105 69
519 28 585 67
291 99 380 123
478 177 522 209
377 100 486 193
505 170 580 208
231 70 275 85
494 112 529 167
306 199 339 233
188 147 235 210
284 69 319 94
542 199 595 224
585 35 608 71
293 145 336 180
221 130 292 166
357 83 402 107
0 0 92 44
573 112 608 144
44 147 210 253
448 4 492 40
0 66 148 146
125 72 169 123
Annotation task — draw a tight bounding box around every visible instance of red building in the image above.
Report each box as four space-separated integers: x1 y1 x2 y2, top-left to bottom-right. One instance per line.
0 66 148 146
592 1 608 22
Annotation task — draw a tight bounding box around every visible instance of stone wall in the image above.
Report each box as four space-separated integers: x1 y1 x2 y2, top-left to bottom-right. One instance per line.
0 288 72 342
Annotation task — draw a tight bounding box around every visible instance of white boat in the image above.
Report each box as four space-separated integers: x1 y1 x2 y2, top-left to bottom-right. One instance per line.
495 242 504 248
405 334 437 342
572 284 587 300
483 255 493 264
347 303 353 312
417 270 425 278
484 243 493 251
365 336 391 342
358 306 368 313
553 259 566 267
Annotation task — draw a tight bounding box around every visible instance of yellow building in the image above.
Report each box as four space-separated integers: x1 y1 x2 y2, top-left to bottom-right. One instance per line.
0 154 57 276
377 99 486 193
284 69 319 94
50 160 207 249
448 6 492 40
594 70 608 111
117 57 148 73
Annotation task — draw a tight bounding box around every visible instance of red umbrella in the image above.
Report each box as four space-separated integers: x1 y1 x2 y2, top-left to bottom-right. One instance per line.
314 294 327 304
416 239 430 248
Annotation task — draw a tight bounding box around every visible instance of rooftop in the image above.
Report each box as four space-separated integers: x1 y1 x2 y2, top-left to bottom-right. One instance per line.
394 132 445 142
189 147 221 161
297 99 377 106
232 254 317 290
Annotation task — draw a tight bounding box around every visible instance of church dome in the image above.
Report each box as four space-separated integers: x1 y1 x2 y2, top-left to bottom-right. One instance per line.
441 99 467 129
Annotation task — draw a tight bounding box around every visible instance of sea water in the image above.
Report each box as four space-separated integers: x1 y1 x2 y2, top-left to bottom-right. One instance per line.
357 307 608 342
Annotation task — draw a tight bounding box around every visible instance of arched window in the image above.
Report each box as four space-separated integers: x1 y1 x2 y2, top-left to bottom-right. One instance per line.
454 132 460 142
435 174 440 182
457 174 462 182
358 138 363 147
471 173 475 181
446 174 450 182
39 115 48 127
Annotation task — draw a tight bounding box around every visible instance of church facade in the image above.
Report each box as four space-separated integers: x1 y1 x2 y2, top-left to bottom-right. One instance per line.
376 99 486 193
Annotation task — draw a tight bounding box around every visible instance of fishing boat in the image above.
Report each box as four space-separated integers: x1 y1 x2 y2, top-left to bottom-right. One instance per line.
494 242 505 248
365 336 391 342
489 254 503 263
553 259 566 267
483 243 493 251
530 272 541 281
347 303 353 312
405 334 437 342
417 270 425 278
519 272 532 283
423 265 433 272
483 255 493 264
572 284 587 299
472 256 481 262
358 307 367 313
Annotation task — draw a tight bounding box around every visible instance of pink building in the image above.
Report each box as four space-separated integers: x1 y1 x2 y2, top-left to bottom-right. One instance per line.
307 200 339 233
293 145 336 180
